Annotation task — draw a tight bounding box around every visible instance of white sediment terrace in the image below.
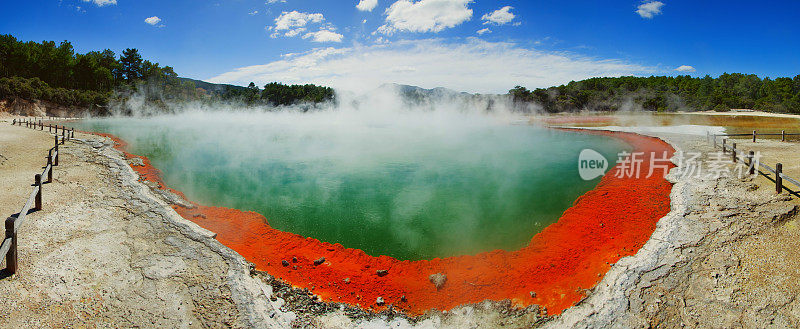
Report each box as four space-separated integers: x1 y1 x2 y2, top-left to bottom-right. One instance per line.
548 127 800 328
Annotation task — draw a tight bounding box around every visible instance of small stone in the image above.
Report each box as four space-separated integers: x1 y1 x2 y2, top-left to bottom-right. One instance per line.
343 277 351 284
400 295 407 302
128 157 145 167
429 273 447 290
292 257 298 263
281 260 289 267
270 296 277 301
530 291 537 298
376 297 385 306
292 265 298 270
376 270 389 277
314 257 326 266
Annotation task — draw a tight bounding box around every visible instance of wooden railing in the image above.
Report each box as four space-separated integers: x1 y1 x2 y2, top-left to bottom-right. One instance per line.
2 119 71 275
707 131 800 194
710 130 800 143
11 118 74 140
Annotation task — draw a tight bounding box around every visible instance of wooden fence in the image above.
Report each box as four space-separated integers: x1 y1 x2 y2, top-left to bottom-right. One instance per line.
2 119 71 275
11 118 74 140
707 131 800 194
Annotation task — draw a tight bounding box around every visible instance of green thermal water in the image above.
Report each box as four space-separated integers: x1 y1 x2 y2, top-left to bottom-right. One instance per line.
74 111 628 260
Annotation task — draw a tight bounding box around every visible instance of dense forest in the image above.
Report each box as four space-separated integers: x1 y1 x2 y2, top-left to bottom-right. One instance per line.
0 34 334 114
510 74 800 113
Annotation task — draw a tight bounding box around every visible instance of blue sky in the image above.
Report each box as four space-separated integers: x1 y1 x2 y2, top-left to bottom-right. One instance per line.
1 0 799 93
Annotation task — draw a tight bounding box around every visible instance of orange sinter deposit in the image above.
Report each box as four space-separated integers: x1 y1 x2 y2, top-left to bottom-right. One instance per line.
95 129 674 316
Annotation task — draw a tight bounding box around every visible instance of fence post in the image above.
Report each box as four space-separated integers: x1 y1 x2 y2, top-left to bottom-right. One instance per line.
713 135 717 148
61 129 65 144
748 151 755 175
54 136 59 166
5 217 17 274
71 128 74 139
47 151 53 183
776 163 783 193
732 143 737 163
752 130 756 143
782 130 786 142
35 174 42 211
722 139 726 153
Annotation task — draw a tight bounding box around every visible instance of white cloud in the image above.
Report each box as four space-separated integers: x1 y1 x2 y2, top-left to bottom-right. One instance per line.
476 28 491 35
377 0 473 34
284 28 306 37
208 38 655 94
675 65 696 72
481 6 514 25
304 30 345 43
274 11 324 30
83 0 116 7
267 0 287 3
144 16 162 26
249 10 260 15
270 11 343 42
357 0 379 12
636 1 664 19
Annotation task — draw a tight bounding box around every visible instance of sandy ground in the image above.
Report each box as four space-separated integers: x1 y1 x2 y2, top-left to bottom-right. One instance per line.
720 137 800 183
0 120 291 328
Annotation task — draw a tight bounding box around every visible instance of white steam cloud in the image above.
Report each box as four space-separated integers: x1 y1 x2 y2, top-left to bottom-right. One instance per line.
207 38 655 94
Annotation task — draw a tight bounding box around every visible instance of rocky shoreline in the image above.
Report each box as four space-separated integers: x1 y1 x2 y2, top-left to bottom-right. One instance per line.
550 130 799 328
4 120 799 328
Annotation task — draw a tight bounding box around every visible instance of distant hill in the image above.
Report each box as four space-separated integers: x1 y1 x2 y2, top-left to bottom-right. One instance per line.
368 83 524 113
178 77 247 94
380 83 474 100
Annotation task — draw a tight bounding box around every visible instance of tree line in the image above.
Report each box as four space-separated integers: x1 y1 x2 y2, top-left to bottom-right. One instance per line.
220 82 335 106
510 74 800 113
0 34 335 112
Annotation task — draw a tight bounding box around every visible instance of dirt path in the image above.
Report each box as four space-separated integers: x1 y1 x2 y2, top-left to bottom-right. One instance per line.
0 120 54 220
0 120 290 328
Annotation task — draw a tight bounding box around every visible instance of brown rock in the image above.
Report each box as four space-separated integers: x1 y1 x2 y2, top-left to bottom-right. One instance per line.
429 273 447 290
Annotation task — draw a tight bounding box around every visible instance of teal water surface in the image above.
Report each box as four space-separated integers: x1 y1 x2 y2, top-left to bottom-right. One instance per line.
73 111 628 260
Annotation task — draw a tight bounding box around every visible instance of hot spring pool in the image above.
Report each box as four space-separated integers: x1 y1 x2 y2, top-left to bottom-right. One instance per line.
74 110 629 260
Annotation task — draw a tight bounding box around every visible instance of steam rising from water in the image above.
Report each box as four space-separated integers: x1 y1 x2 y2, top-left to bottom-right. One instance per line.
77 89 627 260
